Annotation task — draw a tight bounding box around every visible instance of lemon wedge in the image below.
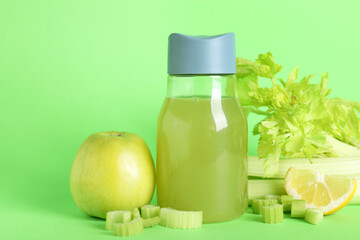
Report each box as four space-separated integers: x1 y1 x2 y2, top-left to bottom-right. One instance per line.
284 167 356 215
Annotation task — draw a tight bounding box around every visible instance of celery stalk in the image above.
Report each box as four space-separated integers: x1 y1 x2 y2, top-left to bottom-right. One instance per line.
248 155 360 179
248 179 287 201
248 178 360 205
237 52 360 177
352 184 360 204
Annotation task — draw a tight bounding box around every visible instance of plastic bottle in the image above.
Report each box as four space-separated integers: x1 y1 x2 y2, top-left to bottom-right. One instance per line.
156 33 248 223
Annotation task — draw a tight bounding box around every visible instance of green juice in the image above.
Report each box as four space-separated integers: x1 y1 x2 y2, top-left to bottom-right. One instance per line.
157 96 248 223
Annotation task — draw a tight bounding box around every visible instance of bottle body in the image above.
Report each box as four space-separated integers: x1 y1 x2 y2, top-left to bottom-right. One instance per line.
156 75 248 223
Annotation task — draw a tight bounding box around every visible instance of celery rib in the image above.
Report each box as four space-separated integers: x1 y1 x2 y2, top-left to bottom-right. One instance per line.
248 179 287 201
248 155 360 178
248 178 360 205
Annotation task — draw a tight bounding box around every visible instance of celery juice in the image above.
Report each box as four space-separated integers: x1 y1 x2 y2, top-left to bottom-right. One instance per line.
157 96 248 223
158 32 248 223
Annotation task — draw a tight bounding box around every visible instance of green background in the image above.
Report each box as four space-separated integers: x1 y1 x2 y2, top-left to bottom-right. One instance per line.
1 0 360 239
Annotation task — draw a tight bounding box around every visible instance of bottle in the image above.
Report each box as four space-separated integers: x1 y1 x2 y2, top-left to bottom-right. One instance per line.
156 33 248 223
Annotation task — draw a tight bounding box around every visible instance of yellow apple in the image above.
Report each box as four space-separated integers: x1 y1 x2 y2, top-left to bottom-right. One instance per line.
70 131 155 219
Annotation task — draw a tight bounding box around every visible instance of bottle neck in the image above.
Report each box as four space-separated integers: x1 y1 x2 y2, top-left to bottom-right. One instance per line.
166 74 237 98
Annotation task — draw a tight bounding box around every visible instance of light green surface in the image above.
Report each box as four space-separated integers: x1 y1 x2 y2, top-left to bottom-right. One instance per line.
1 0 360 239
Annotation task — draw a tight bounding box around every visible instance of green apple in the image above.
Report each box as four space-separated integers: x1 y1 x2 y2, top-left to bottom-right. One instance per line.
70 131 155 219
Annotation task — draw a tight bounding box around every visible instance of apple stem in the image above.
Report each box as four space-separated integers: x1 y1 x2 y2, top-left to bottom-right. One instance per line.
109 132 123 137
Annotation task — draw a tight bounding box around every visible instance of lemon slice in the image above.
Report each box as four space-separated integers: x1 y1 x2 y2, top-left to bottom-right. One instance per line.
284 167 356 215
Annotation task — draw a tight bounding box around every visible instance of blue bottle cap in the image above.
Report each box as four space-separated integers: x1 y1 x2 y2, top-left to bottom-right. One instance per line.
168 33 236 75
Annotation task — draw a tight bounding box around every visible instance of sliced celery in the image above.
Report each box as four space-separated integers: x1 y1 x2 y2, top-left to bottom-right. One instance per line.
251 199 262 214
132 208 140 219
141 205 161 219
264 195 281 202
160 208 202 229
143 216 161 228
281 195 294 212
251 199 277 214
280 195 293 204
262 204 283 224
305 208 323 225
261 199 278 215
113 217 143 236
105 210 132 230
291 200 306 218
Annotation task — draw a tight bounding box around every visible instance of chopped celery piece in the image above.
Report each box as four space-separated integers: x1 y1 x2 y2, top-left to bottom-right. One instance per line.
264 195 281 202
160 208 202 229
261 199 278 215
143 216 161 228
281 195 294 212
251 199 263 214
262 204 283 224
113 217 143 236
105 210 131 230
291 200 306 218
280 195 293 204
305 208 323 225
132 208 140 219
251 199 277 214
141 205 161 219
